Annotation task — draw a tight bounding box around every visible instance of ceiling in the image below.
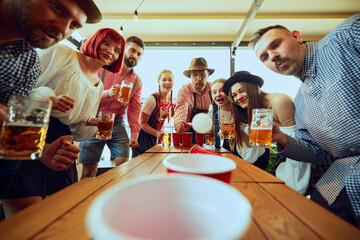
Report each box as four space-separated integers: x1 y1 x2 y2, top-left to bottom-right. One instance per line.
79 0 360 47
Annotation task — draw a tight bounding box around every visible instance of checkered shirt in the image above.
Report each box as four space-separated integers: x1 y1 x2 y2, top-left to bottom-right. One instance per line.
0 40 40 103
280 13 360 217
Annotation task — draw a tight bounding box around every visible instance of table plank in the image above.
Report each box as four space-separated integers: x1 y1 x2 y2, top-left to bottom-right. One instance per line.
0 177 108 240
31 153 169 240
259 183 360 240
144 144 173 153
232 183 321 239
224 153 284 184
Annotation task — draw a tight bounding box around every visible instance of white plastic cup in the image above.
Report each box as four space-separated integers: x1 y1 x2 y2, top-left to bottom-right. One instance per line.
86 175 251 240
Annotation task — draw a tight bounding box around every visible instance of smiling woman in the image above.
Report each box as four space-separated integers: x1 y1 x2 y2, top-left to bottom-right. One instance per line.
0 28 125 218
132 69 175 158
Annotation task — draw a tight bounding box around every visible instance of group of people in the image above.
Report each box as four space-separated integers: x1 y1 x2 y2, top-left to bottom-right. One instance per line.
0 0 358 229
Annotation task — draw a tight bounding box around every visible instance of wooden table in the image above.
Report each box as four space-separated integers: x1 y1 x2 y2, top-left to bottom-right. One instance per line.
0 145 359 239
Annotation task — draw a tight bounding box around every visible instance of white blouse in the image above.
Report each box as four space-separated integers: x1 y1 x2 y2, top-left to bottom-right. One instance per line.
142 93 171 119
29 45 103 141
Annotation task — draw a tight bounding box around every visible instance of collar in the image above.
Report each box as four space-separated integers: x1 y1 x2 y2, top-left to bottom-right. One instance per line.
299 41 318 82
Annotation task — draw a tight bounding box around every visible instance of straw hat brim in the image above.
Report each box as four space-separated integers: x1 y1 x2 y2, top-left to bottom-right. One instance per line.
75 0 102 23
183 68 215 78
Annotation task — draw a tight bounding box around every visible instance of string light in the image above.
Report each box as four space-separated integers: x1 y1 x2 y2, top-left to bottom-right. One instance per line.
120 0 144 34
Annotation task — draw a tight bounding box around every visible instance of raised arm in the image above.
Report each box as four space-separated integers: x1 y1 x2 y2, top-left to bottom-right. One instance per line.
174 86 192 133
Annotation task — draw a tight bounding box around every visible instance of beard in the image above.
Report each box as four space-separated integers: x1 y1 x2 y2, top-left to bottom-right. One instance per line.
124 56 137 68
11 0 62 49
194 82 206 91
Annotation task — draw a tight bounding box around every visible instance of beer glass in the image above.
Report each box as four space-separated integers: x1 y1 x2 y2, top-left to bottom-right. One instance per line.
0 95 52 160
204 132 215 146
161 126 172 146
222 114 235 139
204 125 216 147
96 111 115 140
118 80 133 103
249 108 273 148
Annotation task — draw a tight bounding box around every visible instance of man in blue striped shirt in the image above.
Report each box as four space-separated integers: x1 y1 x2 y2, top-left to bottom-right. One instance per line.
251 13 360 227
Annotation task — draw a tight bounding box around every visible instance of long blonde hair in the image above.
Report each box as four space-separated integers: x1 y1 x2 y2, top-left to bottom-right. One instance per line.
229 81 266 148
156 69 175 119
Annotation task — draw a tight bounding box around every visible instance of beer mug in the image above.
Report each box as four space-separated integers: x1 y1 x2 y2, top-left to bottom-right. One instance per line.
204 125 216 147
96 111 115 140
118 80 133 103
222 114 235 139
249 108 273 148
161 127 172 146
0 95 52 160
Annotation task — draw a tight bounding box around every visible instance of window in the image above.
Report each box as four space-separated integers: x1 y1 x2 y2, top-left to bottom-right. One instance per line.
135 47 230 102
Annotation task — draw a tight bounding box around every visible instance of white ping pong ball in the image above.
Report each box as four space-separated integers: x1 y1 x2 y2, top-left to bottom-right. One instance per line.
192 113 212 133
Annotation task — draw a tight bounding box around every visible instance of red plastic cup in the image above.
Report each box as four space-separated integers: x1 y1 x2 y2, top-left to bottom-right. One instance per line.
195 133 204 146
163 154 237 184
190 145 219 155
172 133 181 146
182 132 193 147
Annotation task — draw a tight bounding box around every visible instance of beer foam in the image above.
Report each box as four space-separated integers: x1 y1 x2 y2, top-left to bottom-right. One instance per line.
4 123 47 128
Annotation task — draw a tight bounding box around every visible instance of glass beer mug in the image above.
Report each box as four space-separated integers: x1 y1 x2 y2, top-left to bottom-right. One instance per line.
0 95 52 160
118 80 133 103
96 111 115 140
249 108 273 148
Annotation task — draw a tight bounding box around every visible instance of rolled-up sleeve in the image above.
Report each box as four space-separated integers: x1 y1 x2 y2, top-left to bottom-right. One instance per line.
174 85 192 126
127 78 142 140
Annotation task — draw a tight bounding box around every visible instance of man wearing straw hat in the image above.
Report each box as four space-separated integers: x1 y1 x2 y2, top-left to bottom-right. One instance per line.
174 57 214 136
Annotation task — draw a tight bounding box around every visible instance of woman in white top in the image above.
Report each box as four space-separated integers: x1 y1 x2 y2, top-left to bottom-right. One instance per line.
132 69 175 158
211 78 237 154
223 71 311 194
7 28 125 213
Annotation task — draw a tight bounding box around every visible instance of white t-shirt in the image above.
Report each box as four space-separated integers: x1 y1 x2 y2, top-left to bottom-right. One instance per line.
29 45 103 141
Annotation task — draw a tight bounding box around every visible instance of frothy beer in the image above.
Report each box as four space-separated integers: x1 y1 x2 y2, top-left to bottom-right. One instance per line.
96 121 114 140
222 123 235 139
118 86 131 103
0 123 48 160
249 128 272 148
204 133 215 145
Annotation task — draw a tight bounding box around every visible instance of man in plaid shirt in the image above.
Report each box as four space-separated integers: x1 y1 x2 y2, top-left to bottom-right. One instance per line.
251 14 360 227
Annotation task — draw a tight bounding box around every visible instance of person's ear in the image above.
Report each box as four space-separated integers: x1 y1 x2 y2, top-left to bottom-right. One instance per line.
291 30 303 44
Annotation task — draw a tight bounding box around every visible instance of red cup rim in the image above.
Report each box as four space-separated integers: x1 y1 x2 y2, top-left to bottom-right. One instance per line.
163 154 236 174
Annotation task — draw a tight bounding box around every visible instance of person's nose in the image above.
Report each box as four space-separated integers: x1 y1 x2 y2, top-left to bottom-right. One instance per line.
55 19 73 40
108 47 116 56
233 94 240 102
270 50 280 63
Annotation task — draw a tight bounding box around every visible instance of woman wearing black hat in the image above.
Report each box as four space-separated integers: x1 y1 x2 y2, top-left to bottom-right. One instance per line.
222 71 311 194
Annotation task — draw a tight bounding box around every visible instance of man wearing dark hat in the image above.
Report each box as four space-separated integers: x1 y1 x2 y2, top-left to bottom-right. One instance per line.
0 0 101 217
250 14 360 227
174 57 214 134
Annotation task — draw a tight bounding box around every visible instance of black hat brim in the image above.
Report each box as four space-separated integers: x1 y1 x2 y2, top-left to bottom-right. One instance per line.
223 73 264 96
